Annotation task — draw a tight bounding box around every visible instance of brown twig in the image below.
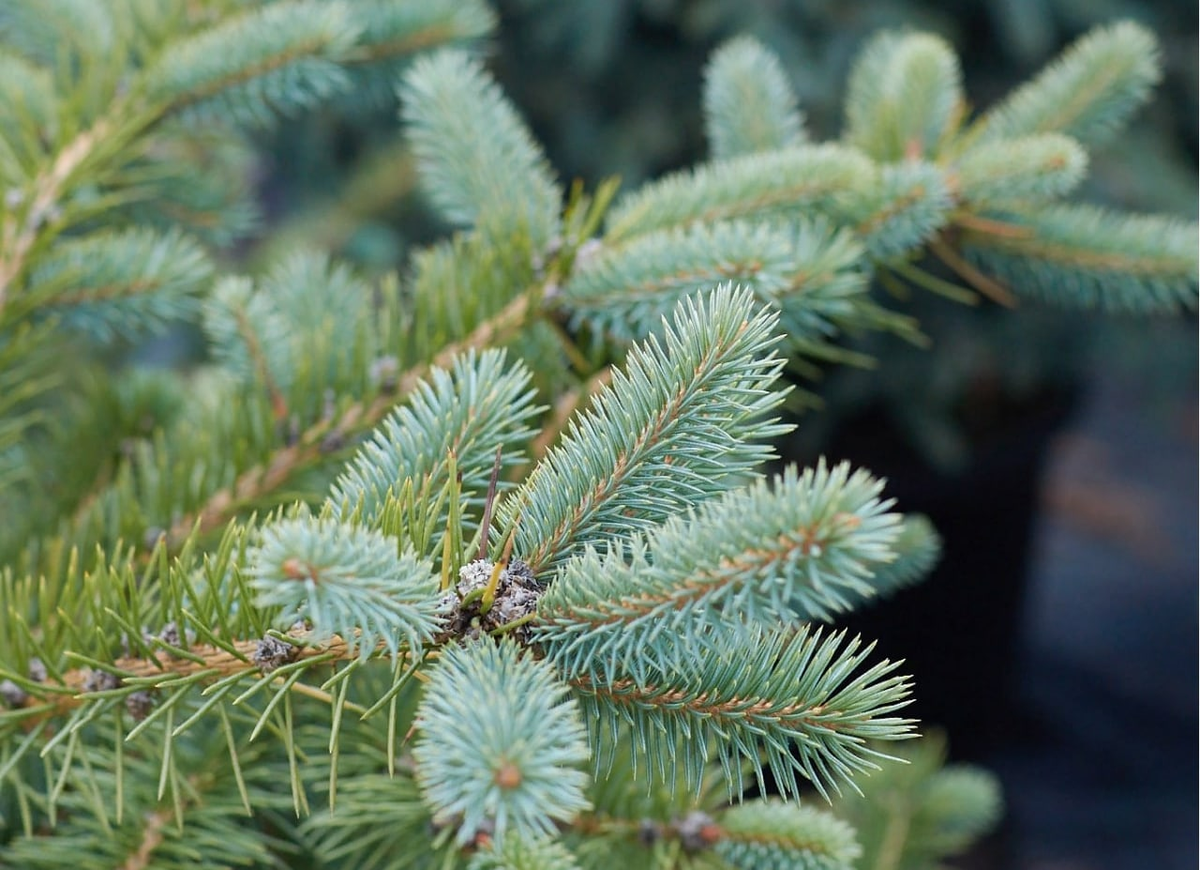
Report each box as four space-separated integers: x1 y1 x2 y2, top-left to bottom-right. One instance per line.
23 630 352 718
528 366 613 462
929 233 1018 307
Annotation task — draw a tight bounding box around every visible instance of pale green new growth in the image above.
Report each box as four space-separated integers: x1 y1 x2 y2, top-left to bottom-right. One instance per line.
831 735 1003 869
704 36 807 160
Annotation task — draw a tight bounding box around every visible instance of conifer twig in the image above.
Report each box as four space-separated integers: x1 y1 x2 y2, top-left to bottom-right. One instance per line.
16 629 418 724
929 233 1018 307
528 366 613 461
165 292 532 548
0 113 123 310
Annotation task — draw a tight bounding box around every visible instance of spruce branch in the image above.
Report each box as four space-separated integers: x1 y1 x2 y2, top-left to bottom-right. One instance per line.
960 204 1199 312
346 0 495 67
0 112 125 312
507 285 790 574
973 20 1161 147
468 835 583 870
165 291 533 549
18 227 213 339
568 626 914 801
559 218 917 360
841 161 953 260
341 0 496 106
116 125 262 249
604 144 873 243
844 31 964 162
248 517 443 661
401 49 561 246
330 348 539 528
0 734 288 870
301 770 444 870
141 1 361 126
3 617 358 722
412 640 591 847
953 133 1088 207
715 800 860 870
703 36 807 160
0 50 57 186
865 515 942 598
537 462 911 681
830 735 1003 870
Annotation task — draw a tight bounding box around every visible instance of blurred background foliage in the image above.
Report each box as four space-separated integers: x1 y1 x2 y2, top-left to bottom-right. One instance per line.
248 0 1196 470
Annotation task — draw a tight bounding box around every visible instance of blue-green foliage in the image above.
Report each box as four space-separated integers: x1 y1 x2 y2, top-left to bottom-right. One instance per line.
716 801 860 870
863 514 942 597
202 251 376 423
569 626 913 801
330 348 539 525
605 144 873 242
468 834 583 870
954 133 1087 206
0 0 118 68
5 7 1189 867
342 0 496 105
537 462 908 681
26 228 212 339
248 516 443 659
703 36 807 160
976 20 1161 147
413 640 591 847
840 161 954 259
144 2 360 126
561 219 874 357
963 204 1199 312
844 31 963 162
401 49 561 246
507 285 790 573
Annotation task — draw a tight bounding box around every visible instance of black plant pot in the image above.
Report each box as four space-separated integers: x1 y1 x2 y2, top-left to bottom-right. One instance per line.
789 388 1077 760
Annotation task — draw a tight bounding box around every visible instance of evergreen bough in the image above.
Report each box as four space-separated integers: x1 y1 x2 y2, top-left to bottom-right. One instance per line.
0 4 1193 869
